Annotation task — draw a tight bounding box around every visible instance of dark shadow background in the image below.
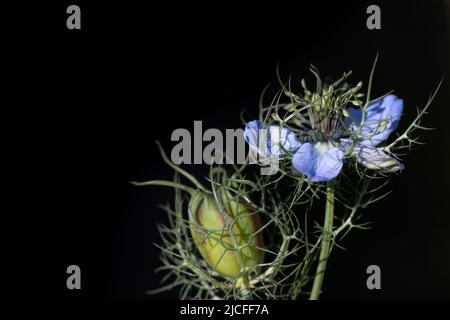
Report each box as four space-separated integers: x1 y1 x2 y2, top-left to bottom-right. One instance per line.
26 1 450 299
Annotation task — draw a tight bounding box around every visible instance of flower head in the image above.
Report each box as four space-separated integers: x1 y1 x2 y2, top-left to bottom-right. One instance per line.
244 72 405 182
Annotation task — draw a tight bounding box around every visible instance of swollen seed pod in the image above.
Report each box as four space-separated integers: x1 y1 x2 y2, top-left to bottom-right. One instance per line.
132 142 264 280
188 191 264 278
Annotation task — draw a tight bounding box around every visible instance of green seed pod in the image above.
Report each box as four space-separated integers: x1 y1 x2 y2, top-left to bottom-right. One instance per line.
188 191 263 278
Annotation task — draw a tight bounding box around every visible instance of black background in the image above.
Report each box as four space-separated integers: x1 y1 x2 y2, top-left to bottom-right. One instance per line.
19 1 450 300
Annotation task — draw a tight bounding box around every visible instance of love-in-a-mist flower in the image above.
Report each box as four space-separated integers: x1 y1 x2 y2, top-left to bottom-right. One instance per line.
245 81 405 182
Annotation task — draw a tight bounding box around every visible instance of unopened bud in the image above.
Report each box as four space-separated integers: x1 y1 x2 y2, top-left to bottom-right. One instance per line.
188 192 264 278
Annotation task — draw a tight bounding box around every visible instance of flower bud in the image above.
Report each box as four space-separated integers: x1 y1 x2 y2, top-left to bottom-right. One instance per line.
188 192 263 278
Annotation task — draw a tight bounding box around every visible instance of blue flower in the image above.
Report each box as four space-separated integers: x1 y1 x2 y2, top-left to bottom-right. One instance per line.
244 94 405 182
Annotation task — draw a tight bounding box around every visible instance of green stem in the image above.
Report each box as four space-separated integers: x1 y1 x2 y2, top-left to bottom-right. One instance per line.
130 179 196 196
309 181 335 300
155 140 209 193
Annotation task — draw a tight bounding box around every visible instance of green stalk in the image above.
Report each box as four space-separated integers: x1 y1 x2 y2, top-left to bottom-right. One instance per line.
309 181 335 300
130 180 196 197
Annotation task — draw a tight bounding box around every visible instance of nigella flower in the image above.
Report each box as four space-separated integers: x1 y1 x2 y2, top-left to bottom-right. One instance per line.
244 94 405 182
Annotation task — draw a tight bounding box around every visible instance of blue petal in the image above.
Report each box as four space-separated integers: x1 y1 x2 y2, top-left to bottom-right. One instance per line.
267 125 301 155
351 145 404 173
244 120 301 157
244 120 266 152
292 142 344 182
346 94 404 147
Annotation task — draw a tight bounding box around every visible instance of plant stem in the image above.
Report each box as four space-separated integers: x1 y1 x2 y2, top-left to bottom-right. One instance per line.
309 181 335 300
130 179 196 196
